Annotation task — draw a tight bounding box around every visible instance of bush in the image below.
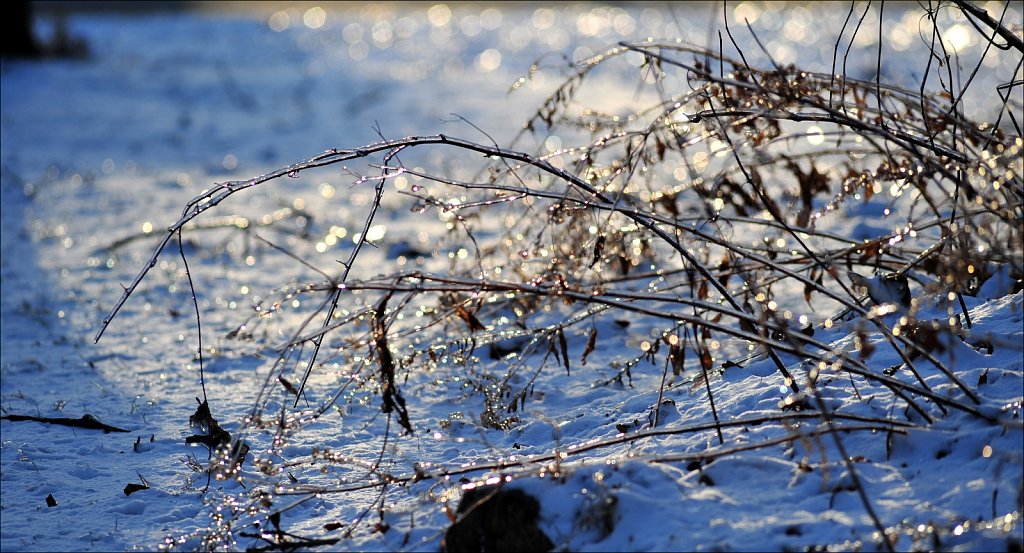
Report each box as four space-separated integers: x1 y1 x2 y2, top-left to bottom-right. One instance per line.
97 3 1022 551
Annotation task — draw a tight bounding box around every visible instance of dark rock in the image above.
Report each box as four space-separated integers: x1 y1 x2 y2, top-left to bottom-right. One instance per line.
443 486 554 552
2 1 39 58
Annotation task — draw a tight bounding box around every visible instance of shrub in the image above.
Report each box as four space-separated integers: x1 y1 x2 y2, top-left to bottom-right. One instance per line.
97 3 1022 550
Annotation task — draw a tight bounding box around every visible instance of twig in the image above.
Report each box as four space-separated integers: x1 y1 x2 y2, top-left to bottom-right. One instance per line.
178 229 207 404
951 0 1024 54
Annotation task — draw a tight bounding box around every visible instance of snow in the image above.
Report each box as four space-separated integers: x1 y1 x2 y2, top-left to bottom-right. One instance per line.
2 2 1022 552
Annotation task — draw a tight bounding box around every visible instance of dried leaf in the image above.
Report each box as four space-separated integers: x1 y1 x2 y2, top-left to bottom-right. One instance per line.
549 336 561 367
669 343 685 376
856 331 875 360
123 483 149 497
186 429 230 449
858 242 880 264
717 255 731 288
589 235 606 268
279 376 299 397
785 159 830 228
796 207 810 228
375 293 414 434
659 192 679 217
189 397 215 433
557 329 570 376
581 327 598 366
699 348 714 372
124 473 150 496
454 304 485 333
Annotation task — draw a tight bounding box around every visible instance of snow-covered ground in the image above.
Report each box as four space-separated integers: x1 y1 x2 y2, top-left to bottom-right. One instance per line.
2 2 1022 552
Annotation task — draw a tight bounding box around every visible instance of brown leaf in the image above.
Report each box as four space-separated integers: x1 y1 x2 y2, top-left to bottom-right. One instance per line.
717 255 732 288
279 376 299 397
589 235 606 267
581 328 598 366
796 207 810 228
455 304 485 333
375 293 413 434
658 192 680 218
669 343 685 376
557 329 570 376
863 179 876 200
785 159 830 227
700 349 713 372
856 331 875 360
858 242 880 264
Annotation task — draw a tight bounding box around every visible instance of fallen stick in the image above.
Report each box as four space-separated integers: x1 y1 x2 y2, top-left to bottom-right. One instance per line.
0 413 130 433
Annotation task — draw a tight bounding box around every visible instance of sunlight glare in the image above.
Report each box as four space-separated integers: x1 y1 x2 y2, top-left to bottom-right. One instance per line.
734 2 761 24
806 126 825 145
268 10 291 32
477 48 502 72
303 7 326 30
428 4 451 27
943 24 973 51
